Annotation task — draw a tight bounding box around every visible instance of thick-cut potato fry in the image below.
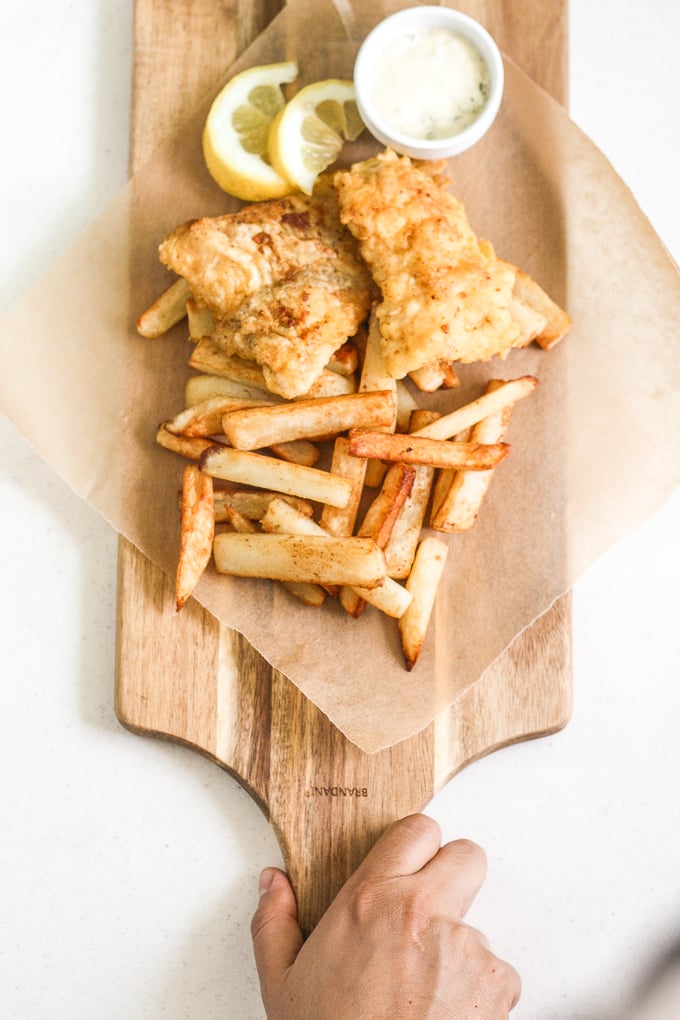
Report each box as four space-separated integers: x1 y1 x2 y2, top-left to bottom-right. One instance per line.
430 426 471 521
213 489 313 522
358 464 415 548
176 465 214 611
260 498 411 618
319 437 368 537
338 462 415 618
431 380 514 532
358 310 398 486
186 299 215 341
223 390 397 451
499 260 572 349
384 409 439 579
185 373 280 407
412 375 538 441
189 340 271 390
509 296 548 347
398 537 449 670
137 277 191 338
326 342 359 377
213 533 387 588
363 459 388 488
395 380 421 432
200 446 353 508
167 394 276 437
349 430 509 471
268 439 321 467
189 338 356 398
360 310 397 395
409 361 459 392
156 425 220 460
338 586 366 618
223 504 325 606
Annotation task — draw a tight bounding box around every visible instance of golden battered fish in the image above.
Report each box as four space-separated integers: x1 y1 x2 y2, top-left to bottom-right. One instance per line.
159 181 373 398
334 149 522 379
212 257 371 399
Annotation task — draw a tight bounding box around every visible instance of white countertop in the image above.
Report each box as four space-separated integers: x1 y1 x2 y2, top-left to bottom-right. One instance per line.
1 2 679 1017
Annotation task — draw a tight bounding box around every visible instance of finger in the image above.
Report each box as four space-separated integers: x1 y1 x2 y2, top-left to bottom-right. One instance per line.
421 838 488 918
251 868 304 1007
353 814 442 883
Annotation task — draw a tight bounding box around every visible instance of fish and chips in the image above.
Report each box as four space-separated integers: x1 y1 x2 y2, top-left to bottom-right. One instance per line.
139 148 571 669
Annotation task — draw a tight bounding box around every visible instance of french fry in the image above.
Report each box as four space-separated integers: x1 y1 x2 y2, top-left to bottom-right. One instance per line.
395 379 421 433
222 390 397 451
430 427 471 521
213 489 313 522
199 446 354 509
509 295 548 347
431 380 514 532
268 439 321 467
175 465 214 611
261 498 412 618
363 459 389 488
156 425 220 460
223 504 325 607
348 430 509 471
185 373 280 407
137 277 191 338
409 361 459 392
398 536 449 670
499 260 572 349
297 370 357 399
384 409 440 579
189 340 271 390
213 532 387 588
189 338 357 398
360 311 398 400
412 375 539 441
358 463 416 548
319 437 368 537
186 298 215 341
326 342 359 377
338 462 415 618
357 310 397 488
166 394 276 437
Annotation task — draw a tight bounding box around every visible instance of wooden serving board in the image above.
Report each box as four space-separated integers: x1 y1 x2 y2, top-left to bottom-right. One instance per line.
117 0 572 934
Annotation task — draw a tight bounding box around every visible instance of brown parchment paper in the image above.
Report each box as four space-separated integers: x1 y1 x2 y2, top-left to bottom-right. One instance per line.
1 0 679 753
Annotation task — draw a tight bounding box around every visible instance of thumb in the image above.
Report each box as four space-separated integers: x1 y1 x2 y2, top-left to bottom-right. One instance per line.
251 868 304 1007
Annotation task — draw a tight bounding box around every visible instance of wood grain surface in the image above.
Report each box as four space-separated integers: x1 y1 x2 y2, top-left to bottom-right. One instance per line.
117 0 572 934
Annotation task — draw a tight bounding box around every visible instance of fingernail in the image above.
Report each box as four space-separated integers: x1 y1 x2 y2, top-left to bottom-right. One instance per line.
258 867 276 897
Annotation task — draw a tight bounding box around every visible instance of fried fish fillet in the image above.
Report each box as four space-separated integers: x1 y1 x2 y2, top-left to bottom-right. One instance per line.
159 181 373 398
334 149 523 380
211 258 371 399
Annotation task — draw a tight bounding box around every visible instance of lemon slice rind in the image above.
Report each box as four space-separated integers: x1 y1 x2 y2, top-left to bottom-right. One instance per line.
203 61 299 201
269 80 363 195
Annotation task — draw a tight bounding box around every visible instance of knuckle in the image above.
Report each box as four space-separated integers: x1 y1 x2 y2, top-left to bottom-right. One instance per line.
482 952 522 1006
397 812 441 843
349 876 387 928
450 837 487 870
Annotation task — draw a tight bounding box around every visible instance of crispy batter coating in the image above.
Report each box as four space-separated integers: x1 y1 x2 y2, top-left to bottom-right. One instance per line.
334 149 522 379
212 258 371 399
159 181 373 398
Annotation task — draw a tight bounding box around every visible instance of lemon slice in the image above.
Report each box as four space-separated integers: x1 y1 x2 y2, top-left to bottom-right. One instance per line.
269 80 364 195
203 61 299 201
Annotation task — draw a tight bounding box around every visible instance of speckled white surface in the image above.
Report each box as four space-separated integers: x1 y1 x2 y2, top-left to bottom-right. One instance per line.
1 2 679 1017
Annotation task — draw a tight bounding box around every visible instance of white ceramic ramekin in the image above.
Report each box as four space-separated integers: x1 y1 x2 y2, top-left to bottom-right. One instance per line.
353 6 504 159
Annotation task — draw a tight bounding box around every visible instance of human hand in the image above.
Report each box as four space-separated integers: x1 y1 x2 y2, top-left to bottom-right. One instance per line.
251 813 520 1019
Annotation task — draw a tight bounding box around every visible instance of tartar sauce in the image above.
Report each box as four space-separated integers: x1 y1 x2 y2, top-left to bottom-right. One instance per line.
368 27 490 140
